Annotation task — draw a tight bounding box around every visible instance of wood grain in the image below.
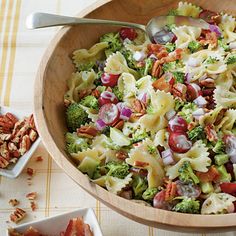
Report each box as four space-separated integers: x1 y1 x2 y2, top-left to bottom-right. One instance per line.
34 0 236 233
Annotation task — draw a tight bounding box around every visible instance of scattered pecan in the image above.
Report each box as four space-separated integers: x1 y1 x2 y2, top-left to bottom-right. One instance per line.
165 181 177 201
36 156 43 162
134 161 149 168
10 208 26 223
30 201 37 211
77 126 98 138
151 60 163 78
112 120 124 130
28 129 38 142
132 99 146 114
26 167 35 177
171 83 187 100
0 133 11 141
199 31 218 48
91 89 100 98
19 135 31 155
26 192 37 200
115 150 128 161
199 78 215 88
8 142 17 151
9 199 20 207
204 124 218 142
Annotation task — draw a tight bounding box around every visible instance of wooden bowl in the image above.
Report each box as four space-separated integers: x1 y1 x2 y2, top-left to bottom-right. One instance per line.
34 0 236 233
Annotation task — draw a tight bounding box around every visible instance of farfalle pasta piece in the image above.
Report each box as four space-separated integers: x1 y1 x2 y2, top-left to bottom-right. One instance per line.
126 139 164 188
118 72 137 100
166 141 211 179
91 134 109 154
214 86 236 108
106 173 133 194
201 193 236 214
173 26 201 49
79 104 98 122
104 51 139 78
199 106 224 126
139 90 174 132
64 70 96 103
221 109 236 134
73 42 108 69
153 129 169 148
136 75 155 96
122 121 140 136
219 14 236 43
177 1 201 17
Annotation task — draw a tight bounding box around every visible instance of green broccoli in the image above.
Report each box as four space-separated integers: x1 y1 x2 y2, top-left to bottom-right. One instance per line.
142 188 158 201
105 161 130 179
147 145 157 154
226 55 236 65
65 132 89 153
100 32 122 57
187 126 204 141
173 197 200 214
214 154 229 166
165 42 176 53
121 49 137 70
132 175 148 199
216 165 232 182
188 41 201 53
77 62 95 72
96 85 106 93
168 9 179 16
178 161 199 184
212 139 225 154
80 95 99 110
174 98 184 111
66 103 89 131
166 23 176 31
172 71 185 83
162 61 183 72
139 58 153 76
146 104 155 114
132 129 149 143
178 102 197 123
112 86 123 101
218 38 230 51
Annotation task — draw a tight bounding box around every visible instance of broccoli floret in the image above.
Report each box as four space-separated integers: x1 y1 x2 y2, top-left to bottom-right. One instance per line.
173 197 200 214
226 55 236 65
146 104 155 114
165 42 176 53
94 71 103 86
168 9 179 16
66 103 89 131
100 32 122 57
174 98 185 111
188 41 201 53
162 61 183 72
65 132 89 153
97 85 106 93
216 165 232 182
80 95 99 110
187 126 204 140
139 58 153 76
147 145 157 154
132 175 148 199
112 86 123 101
212 139 225 154
105 161 130 179
142 188 158 201
132 129 149 143
178 161 199 184
214 154 229 166
121 49 137 70
172 71 185 83
77 62 95 72
178 102 197 123
218 38 230 51
165 24 176 31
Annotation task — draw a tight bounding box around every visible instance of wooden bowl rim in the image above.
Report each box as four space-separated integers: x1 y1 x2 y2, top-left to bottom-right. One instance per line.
34 0 236 231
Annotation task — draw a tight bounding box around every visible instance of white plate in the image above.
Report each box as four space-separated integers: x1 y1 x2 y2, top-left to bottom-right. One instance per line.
7 208 103 236
0 106 40 178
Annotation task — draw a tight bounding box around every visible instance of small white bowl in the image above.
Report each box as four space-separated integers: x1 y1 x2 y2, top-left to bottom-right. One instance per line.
0 106 40 178
7 208 103 236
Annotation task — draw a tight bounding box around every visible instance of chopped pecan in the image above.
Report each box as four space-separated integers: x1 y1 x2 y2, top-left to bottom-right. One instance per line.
19 135 31 155
165 181 177 201
5 113 18 124
36 156 43 162
132 99 146 114
77 126 98 138
12 150 20 158
8 142 17 151
204 124 217 142
151 60 163 78
9 199 20 207
0 142 9 159
0 133 11 141
199 78 215 88
30 201 37 211
0 156 9 168
29 129 38 142
111 120 124 130
171 83 187 100
199 31 217 48
26 167 35 177
26 192 37 200
115 150 128 161
12 119 25 137
10 208 26 223
134 161 149 168
12 124 29 143
91 89 100 98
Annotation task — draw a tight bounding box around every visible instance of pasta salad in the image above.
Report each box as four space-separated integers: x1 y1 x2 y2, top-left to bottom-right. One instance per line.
64 1 236 214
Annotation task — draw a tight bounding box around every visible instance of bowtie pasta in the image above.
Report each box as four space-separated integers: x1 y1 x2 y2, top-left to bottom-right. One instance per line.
64 1 236 214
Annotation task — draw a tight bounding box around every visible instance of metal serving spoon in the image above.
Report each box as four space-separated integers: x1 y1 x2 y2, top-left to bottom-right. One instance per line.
26 12 209 44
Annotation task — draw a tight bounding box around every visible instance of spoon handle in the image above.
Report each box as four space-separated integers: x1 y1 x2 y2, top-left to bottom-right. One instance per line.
26 12 145 31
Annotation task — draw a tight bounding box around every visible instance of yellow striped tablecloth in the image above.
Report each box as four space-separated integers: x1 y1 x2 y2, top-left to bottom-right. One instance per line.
0 1 235 236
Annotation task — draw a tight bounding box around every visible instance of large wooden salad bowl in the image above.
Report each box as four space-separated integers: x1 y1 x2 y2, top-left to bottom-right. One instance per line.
34 0 236 232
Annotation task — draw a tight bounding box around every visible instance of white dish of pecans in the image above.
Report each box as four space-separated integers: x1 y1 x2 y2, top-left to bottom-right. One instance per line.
0 106 40 178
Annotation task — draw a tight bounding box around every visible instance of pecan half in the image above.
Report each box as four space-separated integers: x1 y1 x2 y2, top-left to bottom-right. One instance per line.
165 181 177 201
29 129 38 142
171 83 187 100
26 167 35 177
10 208 26 223
151 60 163 78
26 192 37 200
111 120 124 130
9 199 20 207
132 99 146 114
204 124 218 142
115 150 128 161
19 135 31 155
0 156 9 168
77 126 98 138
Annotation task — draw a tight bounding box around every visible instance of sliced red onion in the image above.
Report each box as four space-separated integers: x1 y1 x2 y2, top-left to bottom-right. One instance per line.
120 107 132 120
229 42 236 50
116 102 125 111
224 135 236 163
165 109 176 121
96 119 106 130
192 108 205 120
101 91 117 102
152 29 175 44
185 73 192 84
161 149 175 165
193 96 207 107
209 24 221 38
188 57 201 67
123 38 132 44
133 51 146 61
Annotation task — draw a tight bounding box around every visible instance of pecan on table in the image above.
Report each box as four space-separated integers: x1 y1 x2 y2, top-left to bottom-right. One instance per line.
10 208 26 223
